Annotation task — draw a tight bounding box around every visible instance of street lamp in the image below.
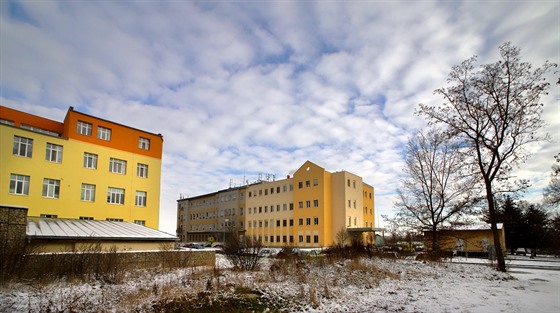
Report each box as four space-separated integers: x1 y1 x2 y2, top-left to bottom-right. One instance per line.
223 218 229 244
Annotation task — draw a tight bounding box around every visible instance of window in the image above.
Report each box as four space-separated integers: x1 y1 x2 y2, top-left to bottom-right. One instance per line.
289 219 293 226
353 180 356 189
314 217 319 225
306 180 310 187
107 187 125 204
348 179 351 187
277 204 280 212
283 185 287 192
306 235 311 243
276 236 280 243
289 203 294 210
45 143 63 163
13 136 33 157
298 201 303 209
283 203 287 211
277 187 280 193
299 218 303 226
42 178 60 198
137 163 148 178
40 214 58 218
276 220 280 227
299 235 304 243
83 153 98 169
77 121 92 136
9 174 30 195
81 183 96 202
134 220 146 226
306 217 311 225
290 236 294 243
289 184 293 191
306 200 311 208
313 178 318 186
314 200 319 207
298 182 303 189
79 216 93 220
109 158 127 174
283 236 287 243
97 126 111 141
314 235 319 243
138 137 150 150
106 218 123 222
348 200 351 208
283 219 287 227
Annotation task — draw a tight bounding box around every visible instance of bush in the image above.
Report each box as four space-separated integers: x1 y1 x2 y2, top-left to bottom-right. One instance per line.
223 235 263 271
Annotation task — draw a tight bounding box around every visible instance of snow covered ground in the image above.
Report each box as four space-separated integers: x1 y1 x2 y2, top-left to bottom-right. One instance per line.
0 254 558 312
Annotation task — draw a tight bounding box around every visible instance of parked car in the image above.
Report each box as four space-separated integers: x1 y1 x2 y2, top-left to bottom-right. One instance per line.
515 248 527 256
415 252 430 261
183 243 204 249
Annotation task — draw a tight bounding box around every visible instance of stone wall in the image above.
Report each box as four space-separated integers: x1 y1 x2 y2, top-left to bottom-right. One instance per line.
22 250 215 278
0 205 28 245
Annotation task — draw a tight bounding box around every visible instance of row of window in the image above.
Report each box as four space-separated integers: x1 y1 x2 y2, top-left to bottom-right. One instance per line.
14 135 149 178
298 178 319 189
249 235 319 244
248 203 294 214
247 217 319 228
39 215 145 226
248 184 293 197
190 207 244 220
9 174 148 206
77 120 151 150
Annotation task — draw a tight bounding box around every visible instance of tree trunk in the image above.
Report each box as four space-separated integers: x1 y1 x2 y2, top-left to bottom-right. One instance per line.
485 183 506 272
431 225 438 257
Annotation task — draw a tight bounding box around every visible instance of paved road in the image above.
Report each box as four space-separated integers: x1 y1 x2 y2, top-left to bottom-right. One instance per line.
449 255 560 271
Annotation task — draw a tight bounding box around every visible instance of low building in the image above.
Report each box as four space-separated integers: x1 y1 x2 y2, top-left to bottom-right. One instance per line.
27 216 178 252
424 223 506 256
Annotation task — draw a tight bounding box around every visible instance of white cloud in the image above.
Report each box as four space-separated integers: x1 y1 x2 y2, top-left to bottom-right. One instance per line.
1 0 558 233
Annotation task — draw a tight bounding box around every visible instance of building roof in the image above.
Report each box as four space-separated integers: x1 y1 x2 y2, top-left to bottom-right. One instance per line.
27 217 178 241
425 223 503 232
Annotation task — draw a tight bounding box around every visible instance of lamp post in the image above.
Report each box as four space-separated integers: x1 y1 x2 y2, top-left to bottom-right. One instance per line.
223 218 229 244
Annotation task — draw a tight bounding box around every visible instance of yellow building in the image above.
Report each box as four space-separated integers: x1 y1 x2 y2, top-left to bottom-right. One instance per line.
0 106 163 229
178 161 378 248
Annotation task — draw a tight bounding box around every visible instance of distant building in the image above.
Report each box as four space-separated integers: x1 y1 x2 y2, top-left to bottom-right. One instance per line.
177 160 381 247
424 224 506 256
0 105 163 229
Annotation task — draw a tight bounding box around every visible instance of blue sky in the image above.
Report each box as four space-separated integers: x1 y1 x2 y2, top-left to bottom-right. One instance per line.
1 1 558 234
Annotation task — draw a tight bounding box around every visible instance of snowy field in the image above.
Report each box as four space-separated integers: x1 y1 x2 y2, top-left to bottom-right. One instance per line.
0 253 558 312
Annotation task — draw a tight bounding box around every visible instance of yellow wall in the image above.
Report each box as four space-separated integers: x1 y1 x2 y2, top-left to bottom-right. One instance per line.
246 178 294 247
1 125 161 228
428 227 507 254
31 240 174 253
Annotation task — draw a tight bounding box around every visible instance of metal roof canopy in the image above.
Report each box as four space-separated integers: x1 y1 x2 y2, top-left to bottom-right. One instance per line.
27 217 178 241
347 227 386 233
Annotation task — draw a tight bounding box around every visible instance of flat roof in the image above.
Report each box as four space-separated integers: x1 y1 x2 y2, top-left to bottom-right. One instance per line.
27 217 178 241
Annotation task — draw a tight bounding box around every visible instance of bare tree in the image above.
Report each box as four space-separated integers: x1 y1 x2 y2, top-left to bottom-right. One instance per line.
543 153 560 207
395 127 478 255
417 42 556 271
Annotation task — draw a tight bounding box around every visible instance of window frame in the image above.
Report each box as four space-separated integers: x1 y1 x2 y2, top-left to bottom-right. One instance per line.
137 163 148 178
81 183 96 202
9 174 30 195
107 187 125 205
45 143 63 163
138 137 150 150
135 191 147 207
13 135 33 158
109 158 127 174
83 152 98 169
97 126 112 141
42 178 60 198
77 121 92 136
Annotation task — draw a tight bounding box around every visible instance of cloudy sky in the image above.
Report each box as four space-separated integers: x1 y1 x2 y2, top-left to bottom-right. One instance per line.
1 0 558 234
